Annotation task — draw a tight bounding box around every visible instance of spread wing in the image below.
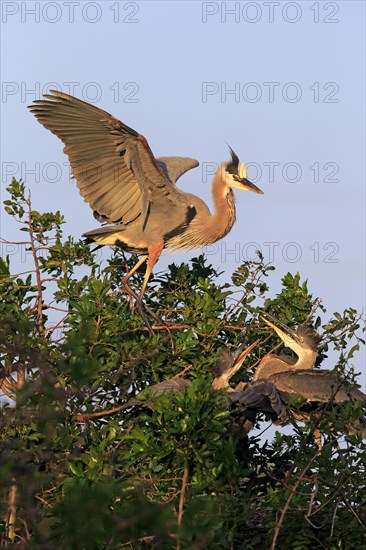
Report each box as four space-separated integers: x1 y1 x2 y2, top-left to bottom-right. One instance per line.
268 370 366 405
28 90 194 226
230 381 288 423
156 157 199 184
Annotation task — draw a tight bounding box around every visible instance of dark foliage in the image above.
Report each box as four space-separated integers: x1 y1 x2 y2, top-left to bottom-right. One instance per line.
1 179 365 549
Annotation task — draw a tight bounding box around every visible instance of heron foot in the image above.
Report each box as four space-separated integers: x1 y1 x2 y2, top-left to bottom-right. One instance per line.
134 299 155 336
121 280 167 334
120 280 153 335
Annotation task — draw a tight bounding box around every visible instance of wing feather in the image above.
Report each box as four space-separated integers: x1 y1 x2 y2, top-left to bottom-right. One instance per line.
268 370 366 404
28 90 194 226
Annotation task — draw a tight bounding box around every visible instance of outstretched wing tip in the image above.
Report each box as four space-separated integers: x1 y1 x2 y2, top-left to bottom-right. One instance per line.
156 156 200 184
27 91 194 226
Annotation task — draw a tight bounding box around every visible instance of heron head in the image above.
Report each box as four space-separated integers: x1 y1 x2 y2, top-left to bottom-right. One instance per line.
212 340 259 389
261 313 320 355
224 146 263 194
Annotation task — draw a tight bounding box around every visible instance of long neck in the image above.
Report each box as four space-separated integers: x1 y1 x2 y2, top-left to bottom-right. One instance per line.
253 349 317 381
208 169 237 241
292 349 317 370
166 167 237 251
212 374 229 390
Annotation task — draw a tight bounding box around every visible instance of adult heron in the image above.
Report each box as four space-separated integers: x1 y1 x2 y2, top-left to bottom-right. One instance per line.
28 91 263 308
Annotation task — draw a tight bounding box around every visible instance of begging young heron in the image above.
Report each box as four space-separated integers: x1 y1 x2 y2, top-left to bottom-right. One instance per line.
213 316 366 438
255 314 366 440
77 340 259 421
28 91 263 310
254 314 319 381
212 337 288 432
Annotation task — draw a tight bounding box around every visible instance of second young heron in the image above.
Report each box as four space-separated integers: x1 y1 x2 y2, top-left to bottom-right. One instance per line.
28 91 263 308
77 341 259 421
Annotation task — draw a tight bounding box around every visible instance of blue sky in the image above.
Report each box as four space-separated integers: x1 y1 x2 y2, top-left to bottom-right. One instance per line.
1 1 365 384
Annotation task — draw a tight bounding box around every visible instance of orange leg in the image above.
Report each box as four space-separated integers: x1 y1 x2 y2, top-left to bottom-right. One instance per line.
120 244 165 333
121 255 148 311
122 254 148 286
139 241 164 300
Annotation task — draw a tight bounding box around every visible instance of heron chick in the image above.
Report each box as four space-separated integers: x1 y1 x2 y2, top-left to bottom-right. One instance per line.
77 341 259 421
254 313 320 380
255 314 366 439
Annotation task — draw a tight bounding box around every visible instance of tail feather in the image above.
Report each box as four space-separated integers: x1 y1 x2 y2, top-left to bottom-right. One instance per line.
82 236 104 252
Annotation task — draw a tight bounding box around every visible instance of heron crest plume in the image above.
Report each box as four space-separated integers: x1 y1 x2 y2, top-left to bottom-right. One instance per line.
226 146 248 180
295 325 321 352
213 349 235 377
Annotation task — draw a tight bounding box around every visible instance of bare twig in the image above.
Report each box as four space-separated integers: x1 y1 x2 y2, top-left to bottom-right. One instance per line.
177 466 189 526
0 381 16 401
172 365 193 379
1 366 28 550
17 367 25 390
0 238 31 245
270 449 321 550
0 374 17 387
76 403 133 421
45 305 68 313
304 300 322 324
330 496 340 538
1 269 36 279
118 324 192 336
120 535 166 547
305 478 319 528
339 491 366 530
35 495 52 509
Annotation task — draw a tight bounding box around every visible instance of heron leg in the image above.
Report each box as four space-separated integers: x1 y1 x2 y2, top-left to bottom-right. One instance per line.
120 256 154 333
119 244 167 332
139 241 164 300
121 282 153 334
120 252 166 331
122 255 148 289
122 255 148 312
125 284 165 334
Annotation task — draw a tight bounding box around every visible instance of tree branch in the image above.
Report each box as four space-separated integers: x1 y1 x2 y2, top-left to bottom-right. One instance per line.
26 193 44 334
177 466 189 525
6 483 17 542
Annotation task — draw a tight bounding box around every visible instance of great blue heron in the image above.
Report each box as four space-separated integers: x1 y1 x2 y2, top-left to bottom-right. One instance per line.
250 314 366 439
224 314 320 432
125 339 290 431
28 91 263 309
253 314 319 381
211 315 366 439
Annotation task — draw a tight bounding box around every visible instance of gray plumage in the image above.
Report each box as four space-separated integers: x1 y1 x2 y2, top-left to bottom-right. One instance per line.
250 314 366 437
266 370 366 406
230 381 288 424
28 90 263 300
